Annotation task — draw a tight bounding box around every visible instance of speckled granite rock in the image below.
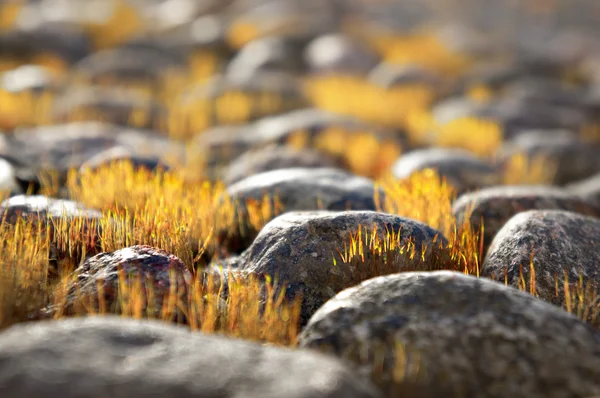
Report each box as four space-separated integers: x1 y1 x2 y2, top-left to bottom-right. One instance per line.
238 211 449 323
218 168 385 253
391 148 501 195
298 271 600 398
56 245 192 321
482 210 600 311
0 316 384 398
452 185 600 255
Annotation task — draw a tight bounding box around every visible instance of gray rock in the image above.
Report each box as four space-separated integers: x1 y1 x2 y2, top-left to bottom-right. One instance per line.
56 245 193 321
223 144 342 185
367 63 443 90
2 122 185 187
79 146 169 173
238 210 449 323
496 132 600 185
566 172 600 207
0 195 102 224
51 86 166 130
0 157 22 195
225 36 305 79
452 185 600 256
0 316 384 398
304 33 380 76
219 168 385 253
391 147 501 195
298 270 600 398
482 210 600 312
71 46 185 84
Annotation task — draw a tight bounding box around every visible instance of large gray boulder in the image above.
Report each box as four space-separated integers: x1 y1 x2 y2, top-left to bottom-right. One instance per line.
298 271 600 398
238 211 449 323
452 185 600 255
0 316 383 398
481 210 600 313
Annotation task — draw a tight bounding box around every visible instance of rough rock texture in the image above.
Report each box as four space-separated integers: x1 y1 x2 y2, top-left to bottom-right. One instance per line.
219 168 385 253
391 147 501 195
482 210 600 309
57 246 193 320
452 185 600 255
0 316 384 398
238 211 449 323
223 144 341 185
567 172 600 207
298 271 600 398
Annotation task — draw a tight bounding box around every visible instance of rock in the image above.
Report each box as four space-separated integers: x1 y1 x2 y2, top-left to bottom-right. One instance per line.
0 195 102 225
452 185 600 255
0 195 104 275
51 86 166 130
223 144 342 185
238 210 449 323
304 33 380 76
482 210 600 311
219 168 385 253
71 46 185 85
0 157 22 195
225 36 305 80
2 122 185 188
367 63 443 90
567 172 600 207
482 96 590 139
177 72 309 130
298 270 600 398
79 146 169 173
391 147 501 195
496 132 600 185
57 245 193 321
193 108 402 180
0 64 57 94
0 316 384 398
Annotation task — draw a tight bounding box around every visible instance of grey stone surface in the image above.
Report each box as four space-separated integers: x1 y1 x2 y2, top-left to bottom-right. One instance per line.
452 185 600 255
56 245 193 320
298 270 600 398
482 210 600 310
223 144 341 185
238 210 448 323
219 168 385 253
0 316 384 398
391 147 501 195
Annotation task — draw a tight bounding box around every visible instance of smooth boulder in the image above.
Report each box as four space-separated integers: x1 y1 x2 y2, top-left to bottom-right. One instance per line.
0 316 383 398
298 271 600 398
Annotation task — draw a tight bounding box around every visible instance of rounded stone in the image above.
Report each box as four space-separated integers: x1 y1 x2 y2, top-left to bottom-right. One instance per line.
218 168 385 253
223 144 341 185
298 270 600 398
452 185 600 256
238 210 449 323
482 210 600 311
58 245 193 321
391 147 501 195
0 316 384 398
